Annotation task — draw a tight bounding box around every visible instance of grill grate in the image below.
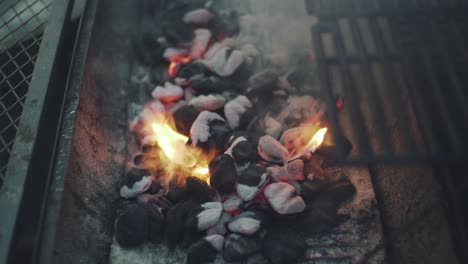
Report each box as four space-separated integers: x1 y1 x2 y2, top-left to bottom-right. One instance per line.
311 8 468 163
0 0 51 188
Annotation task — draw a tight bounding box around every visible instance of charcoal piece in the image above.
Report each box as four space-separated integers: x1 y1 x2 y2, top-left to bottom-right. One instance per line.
224 96 253 129
166 183 189 204
271 159 305 182
151 82 184 103
223 234 262 262
190 112 233 154
206 212 232 235
209 154 238 195
189 94 226 111
212 9 240 37
186 176 217 203
137 194 173 213
184 8 214 25
143 203 165 243
264 115 283 139
237 164 269 201
264 182 305 215
115 204 149 248
223 195 243 213
178 62 210 82
263 228 306 264
246 70 279 96
201 47 244 77
120 168 153 199
133 153 158 169
164 201 202 249
173 105 200 136
258 135 289 164
227 211 267 235
232 141 259 165
198 202 223 230
187 235 224 264
190 75 237 94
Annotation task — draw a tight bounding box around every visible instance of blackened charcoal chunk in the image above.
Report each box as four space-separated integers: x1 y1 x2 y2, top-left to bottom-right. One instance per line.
144 203 165 243
165 202 202 250
166 183 189 204
223 234 262 262
173 105 200 136
186 176 217 203
232 141 259 165
190 111 233 154
191 75 237 94
115 204 149 248
120 168 152 199
137 194 173 214
224 96 253 129
263 228 306 264
247 70 279 96
178 63 209 84
209 154 237 195
228 211 267 235
187 235 224 264
237 164 269 201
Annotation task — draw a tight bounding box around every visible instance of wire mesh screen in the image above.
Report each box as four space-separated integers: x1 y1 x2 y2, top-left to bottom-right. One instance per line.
0 0 52 188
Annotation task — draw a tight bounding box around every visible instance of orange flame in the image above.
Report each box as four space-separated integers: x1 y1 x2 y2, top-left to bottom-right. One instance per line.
290 127 328 160
168 55 191 77
151 118 209 184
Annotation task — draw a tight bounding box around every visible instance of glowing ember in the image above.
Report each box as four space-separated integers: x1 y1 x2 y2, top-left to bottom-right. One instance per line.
168 55 191 77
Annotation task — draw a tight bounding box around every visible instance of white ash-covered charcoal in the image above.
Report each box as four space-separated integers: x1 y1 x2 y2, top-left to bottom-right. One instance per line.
190 111 233 154
222 234 262 262
173 105 200 137
166 99 187 114
228 211 267 235
163 47 189 60
258 135 290 164
184 8 214 25
223 195 243 213
224 96 253 129
262 227 306 264
201 47 244 77
209 154 238 195
240 43 260 66
191 29 212 59
189 94 226 111
137 194 172 213
187 234 223 264
119 168 153 199
246 69 280 96
164 202 201 250
151 82 184 103
264 182 305 215
115 204 148 248
195 202 223 231
225 136 259 171
186 176 217 204
264 115 283 139
237 164 269 201
203 42 225 60
206 212 232 236
184 87 196 101
271 159 305 182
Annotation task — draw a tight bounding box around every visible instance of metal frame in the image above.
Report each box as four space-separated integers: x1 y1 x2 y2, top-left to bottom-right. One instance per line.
0 0 74 262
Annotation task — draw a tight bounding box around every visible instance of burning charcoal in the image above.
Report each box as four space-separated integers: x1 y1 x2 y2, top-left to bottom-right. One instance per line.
262 228 306 264
258 135 289 164
189 111 232 153
119 168 152 199
151 82 184 103
223 195 243 213
237 164 269 201
223 234 262 262
201 47 244 77
224 96 253 129
264 116 283 139
187 235 223 264
173 105 200 137
191 29 212 59
246 70 279 96
186 176 217 203
141 135 158 153
196 202 223 231
264 182 305 215
133 153 158 169
228 211 266 235
189 94 226 111
137 194 172 213
184 8 214 25
207 212 232 235
271 159 305 182
115 204 154 248
209 154 237 195
163 48 189 60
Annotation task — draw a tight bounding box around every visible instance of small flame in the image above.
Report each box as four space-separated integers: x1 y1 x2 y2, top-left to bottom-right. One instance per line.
305 127 328 153
151 123 189 162
168 55 191 77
